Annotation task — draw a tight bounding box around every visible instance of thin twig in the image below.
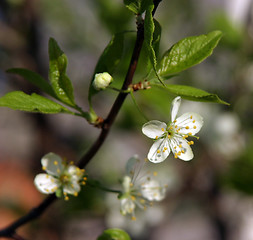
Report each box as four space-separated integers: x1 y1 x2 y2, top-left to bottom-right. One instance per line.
0 1 162 238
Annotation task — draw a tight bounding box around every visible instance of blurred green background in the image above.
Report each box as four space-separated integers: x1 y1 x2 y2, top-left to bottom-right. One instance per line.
1 0 253 239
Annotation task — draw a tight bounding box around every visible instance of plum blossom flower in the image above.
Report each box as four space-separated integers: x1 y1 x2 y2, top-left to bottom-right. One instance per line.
142 96 203 163
34 152 86 200
119 156 167 220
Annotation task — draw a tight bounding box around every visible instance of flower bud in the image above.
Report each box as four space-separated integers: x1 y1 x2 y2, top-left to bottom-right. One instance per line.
93 72 113 90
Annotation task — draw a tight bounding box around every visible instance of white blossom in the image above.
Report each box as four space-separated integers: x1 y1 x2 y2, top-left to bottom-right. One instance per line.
93 72 113 90
34 153 86 200
142 96 203 163
119 156 167 220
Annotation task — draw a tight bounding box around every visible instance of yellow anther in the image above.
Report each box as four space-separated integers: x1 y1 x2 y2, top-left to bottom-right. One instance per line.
74 192 78 197
188 141 194 145
174 146 177 149
185 126 189 129
193 120 196 123
181 150 185 153
174 153 178 158
51 179 55 183
131 195 136 201
64 196 69 201
64 192 67 195
131 216 136 221
163 149 165 152
169 126 173 130
188 132 192 136
140 199 146 204
83 177 87 181
183 135 188 139
177 151 181 156
57 169 60 174
179 144 182 148
46 175 49 179
190 115 193 119
70 161 74 165
155 136 158 140
164 147 168 150
161 128 165 131
42 166 46 171
81 169 85 173
54 161 58 165
153 171 158 176
175 125 178 128
173 120 177 123
157 150 161 153
81 181 86 185
167 134 171 139
193 126 197 129
45 188 49 192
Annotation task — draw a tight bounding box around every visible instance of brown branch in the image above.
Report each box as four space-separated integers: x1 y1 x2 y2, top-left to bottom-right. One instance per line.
0 1 162 238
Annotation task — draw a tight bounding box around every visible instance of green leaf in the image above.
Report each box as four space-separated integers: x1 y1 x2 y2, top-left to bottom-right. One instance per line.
97 228 131 240
123 0 150 14
49 38 75 106
161 84 229 105
157 31 223 77
88 33 124 102
0 91 71 113
144 0 156 69
7 68 56 98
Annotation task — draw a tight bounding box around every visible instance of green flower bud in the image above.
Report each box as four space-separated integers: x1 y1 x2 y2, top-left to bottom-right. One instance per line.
93 72 113 90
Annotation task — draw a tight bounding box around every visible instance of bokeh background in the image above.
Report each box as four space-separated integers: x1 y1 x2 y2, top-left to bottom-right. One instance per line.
1 0 253 239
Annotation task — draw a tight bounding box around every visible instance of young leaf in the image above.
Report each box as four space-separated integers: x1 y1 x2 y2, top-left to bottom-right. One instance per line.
157 31 222 77
88 33 124 102
49 38 75 106
0 91 72 113
144 0 156 69
97 228 131 240
124 0 151 14
161 84 229 105
7 68 56 98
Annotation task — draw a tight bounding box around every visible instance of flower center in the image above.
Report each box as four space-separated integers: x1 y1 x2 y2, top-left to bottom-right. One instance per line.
60 174 70 184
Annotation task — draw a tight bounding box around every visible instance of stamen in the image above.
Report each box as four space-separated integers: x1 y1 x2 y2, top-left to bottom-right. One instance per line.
167 134 171 139
131 195 136 201
74 192 78 197
179 144 182 148
193 120 196 123
190 115 193 119
42 166 46 171
64 196 69 201
164 147 168 150
157 150 161 153
155 136 158 140
185 126 189 129
193 126 197 129
188 132 192 136
131 216 136 221
161 128 165 131
54 161 58 165
153 171 157 176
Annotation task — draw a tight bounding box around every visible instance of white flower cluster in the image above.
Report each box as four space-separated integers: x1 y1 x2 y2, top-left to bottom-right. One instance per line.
34 153 86 200
142 96 203 163
119 156 167 220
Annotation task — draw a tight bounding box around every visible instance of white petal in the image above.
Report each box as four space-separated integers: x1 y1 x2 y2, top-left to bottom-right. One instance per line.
125 155 140 177
142 120 167 139
34 173 60 194
141 179 166 201
170 137 193 161
67 165 83 182
175 112 203 135
147 139 170 163
63 181 81 195
120 198 135 215
171 96 181 122
41 153 64 176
